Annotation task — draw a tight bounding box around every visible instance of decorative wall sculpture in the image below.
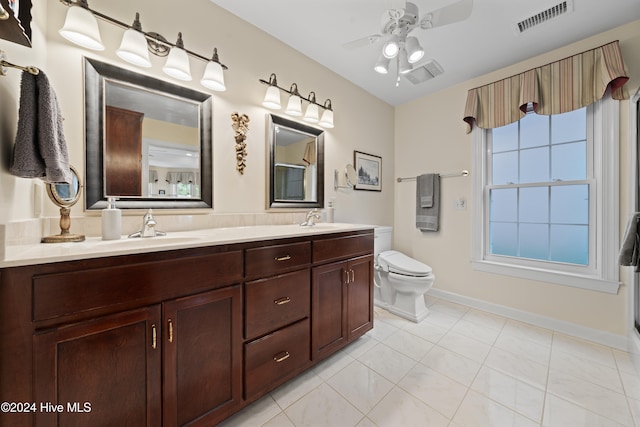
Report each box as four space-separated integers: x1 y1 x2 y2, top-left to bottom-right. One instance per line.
231 112 250 174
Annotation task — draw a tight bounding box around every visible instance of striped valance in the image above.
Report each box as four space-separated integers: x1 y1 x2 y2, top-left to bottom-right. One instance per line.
463 41 629 134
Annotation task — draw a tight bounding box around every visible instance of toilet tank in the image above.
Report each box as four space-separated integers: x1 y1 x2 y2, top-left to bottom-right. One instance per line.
374 226 392 256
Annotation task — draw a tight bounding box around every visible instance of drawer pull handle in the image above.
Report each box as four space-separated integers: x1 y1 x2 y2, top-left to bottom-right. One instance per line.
344 269 350 284
273 351 290 363
275 255 291 262
350 269 355 283
151 324 157 350
274 296 291 305
168 319 174 343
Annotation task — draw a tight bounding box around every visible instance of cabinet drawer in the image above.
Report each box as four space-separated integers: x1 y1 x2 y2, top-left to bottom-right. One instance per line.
313 233 374 264
33 251 243 323
244 319 310 399
245 241 310 279
245 269 310 340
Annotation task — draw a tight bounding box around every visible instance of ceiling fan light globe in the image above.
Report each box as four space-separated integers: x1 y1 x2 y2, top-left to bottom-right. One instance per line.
374 55 391 74
399 49 412 74
382 36 400 59
405 36 424 63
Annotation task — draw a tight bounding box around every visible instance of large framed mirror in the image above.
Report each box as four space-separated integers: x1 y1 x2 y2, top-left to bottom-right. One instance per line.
267 114 324 209
84 57 212 210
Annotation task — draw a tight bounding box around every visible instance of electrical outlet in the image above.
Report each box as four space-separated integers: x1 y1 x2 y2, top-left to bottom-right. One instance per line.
455 197 466 210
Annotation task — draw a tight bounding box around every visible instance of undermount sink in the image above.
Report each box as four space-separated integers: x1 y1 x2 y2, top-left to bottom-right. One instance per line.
103 236 200 246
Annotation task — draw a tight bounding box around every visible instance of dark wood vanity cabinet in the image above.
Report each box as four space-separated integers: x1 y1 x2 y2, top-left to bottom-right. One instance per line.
311 233 374 361
0 229 373 426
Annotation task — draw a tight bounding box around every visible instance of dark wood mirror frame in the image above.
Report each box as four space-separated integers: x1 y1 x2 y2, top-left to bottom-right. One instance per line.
268 114 324 209
84 57 213 210
0 0 32 47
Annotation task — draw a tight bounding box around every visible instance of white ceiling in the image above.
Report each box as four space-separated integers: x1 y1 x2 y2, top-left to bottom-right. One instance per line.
208 0 640 106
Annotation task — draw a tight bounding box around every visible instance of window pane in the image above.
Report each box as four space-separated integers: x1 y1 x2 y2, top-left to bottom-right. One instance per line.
552 108 586 144
550 185 588 224
492 122 518 153
519 223 549 261
550 224 588 265
490 189 517 222
519 187 548 223
520 147 549 183
490 222 518 256
492 151 518 185
520 113 549 149
552 142 586 181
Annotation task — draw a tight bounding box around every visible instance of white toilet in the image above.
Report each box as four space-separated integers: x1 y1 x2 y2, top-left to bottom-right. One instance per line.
374 226 435 322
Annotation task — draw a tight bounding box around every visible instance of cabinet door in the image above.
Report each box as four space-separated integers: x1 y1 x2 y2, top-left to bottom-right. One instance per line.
162 286 242 427
33 306 162 427
311 261 348 361
105 105 143 196
347 255 374 340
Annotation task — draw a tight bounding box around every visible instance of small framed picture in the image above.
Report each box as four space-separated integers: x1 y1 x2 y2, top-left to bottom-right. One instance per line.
354 151 382 191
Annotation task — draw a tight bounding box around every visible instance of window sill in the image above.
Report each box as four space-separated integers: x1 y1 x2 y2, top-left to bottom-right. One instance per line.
471 259 620 294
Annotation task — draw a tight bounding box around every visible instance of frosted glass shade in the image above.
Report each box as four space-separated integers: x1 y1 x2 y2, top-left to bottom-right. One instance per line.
59 5 104 51
262 86 281 109
163 47 192 81
382 36 399 59
405 36 424 63
303 103 319 123
399 50 412 74
200 60 226 91
319 109 334 128
374 55 390 74
285 95 302 117
116 28 151 67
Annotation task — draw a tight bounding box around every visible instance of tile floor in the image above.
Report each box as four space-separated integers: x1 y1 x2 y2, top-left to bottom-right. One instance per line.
219 296 640 426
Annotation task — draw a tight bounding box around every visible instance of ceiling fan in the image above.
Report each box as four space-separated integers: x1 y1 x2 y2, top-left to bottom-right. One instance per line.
345 0 473 86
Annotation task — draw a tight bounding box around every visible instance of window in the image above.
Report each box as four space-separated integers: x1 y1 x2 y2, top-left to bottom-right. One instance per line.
472 96 620 293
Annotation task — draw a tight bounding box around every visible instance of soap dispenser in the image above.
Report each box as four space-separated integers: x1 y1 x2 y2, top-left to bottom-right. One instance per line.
102 197 122 240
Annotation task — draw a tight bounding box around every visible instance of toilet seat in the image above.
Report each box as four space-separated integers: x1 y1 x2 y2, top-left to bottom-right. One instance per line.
377 250 432 278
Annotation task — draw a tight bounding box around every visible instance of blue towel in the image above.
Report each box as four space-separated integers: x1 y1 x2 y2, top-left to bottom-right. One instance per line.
10 70 72 184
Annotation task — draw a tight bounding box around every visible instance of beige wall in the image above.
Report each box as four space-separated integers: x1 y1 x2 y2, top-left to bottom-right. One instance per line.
394 20 640 337
1 1 638 337
0 0 394 225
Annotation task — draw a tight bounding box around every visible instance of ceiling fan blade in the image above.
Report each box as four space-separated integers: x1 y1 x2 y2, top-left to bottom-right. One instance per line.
385 0 406 11
420 0 473 29
342 34 382 50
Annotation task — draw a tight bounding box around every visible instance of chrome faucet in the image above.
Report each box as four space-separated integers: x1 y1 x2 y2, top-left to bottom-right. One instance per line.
129 209 166 238
300 209 321 227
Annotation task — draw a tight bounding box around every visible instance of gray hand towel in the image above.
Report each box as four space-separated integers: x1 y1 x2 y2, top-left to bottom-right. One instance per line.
619 213 640 270
416 174 440 232
10 70 72 184
418 173 434 207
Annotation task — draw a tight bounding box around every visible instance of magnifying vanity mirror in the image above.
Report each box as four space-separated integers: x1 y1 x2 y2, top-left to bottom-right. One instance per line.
267 114 324 209
334 164 357 190
84 58 212 210
41 166 85 243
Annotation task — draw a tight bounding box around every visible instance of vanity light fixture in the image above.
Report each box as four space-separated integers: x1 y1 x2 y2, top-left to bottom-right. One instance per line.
319 99 334 129
261 73 282 109
303 92 320 124
115 13 151 68
258 73 335 128
162 32 191 81
58 0 228 91
285 83 303 117
59 0 104 51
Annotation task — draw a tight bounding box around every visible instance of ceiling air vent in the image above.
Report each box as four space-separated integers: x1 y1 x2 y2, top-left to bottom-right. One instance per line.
404 59 444 85
513 0 573 34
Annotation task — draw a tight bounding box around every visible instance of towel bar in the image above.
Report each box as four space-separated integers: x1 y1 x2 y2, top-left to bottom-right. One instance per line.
0 49 39 76
397 170 469 182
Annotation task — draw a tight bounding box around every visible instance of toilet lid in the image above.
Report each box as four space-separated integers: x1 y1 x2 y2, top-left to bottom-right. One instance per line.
378 250 432 277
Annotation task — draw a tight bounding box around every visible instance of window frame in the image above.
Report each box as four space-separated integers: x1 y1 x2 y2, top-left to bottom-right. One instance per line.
471 94 620 294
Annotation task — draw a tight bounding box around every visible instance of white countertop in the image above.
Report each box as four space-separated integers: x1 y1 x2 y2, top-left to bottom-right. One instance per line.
1 223 374 268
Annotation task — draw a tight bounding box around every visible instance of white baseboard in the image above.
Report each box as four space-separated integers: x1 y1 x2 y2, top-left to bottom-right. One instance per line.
429 288 628 351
